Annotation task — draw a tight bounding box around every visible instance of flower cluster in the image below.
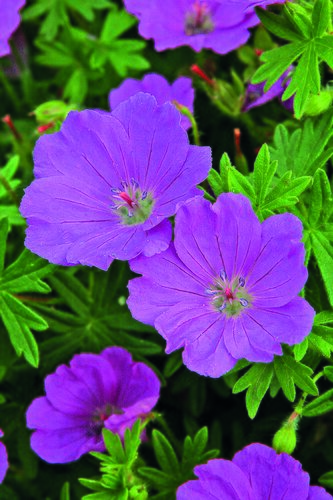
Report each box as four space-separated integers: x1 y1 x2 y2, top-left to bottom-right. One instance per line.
109 73 195 130
128 194 314 377
0 0 25 58
124 0 286 54
26 347 160 463
177 443 332 499
20 92 211 270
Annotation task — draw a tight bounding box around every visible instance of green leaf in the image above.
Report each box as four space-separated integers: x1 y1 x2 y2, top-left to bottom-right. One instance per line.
0 156 20 200
319 471 333 489
101 9 137 42
269 110 333 177
252 41 307 90
302 388 333 417
252 0 333 118
233 363 274 419
324 366 333 382
282 41 320 117
64 68 88 104
255 7 303 42
0 249 54 294
253 144 276 206
107 40 150 77
273 355 318 402
308 312 333 357
0 292 46 367
0 218 9 274
311 232 333 306
152 430 180 475
24 0 110 40
102 429 125 463
207 168 224 197
60 482 71 500
312 0 331 37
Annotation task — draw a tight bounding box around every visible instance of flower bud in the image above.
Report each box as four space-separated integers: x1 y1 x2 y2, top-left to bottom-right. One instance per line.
272 413 299 455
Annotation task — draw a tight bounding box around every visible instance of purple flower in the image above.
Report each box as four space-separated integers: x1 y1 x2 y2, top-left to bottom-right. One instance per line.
177 443 332 499
0 0 25 58
124 0 286 54
0 430 9 483
127 194 314 378
109 73 194 130
20 93 211 270
26 347 160 464
243 67 294 112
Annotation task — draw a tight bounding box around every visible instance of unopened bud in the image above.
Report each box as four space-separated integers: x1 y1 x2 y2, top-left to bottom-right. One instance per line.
190 64 216 87
273 412 299 455
32 100 77 126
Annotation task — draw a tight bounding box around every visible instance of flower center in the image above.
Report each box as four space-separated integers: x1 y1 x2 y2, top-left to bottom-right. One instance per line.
185 1 214 35
88 403 124 437
111 178 154 226
205 270 251 317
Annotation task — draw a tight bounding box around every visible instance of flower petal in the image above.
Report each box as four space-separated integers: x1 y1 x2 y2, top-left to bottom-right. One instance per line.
183 314 237 377
213 193 262 280
174 196 221 283
223 315 281 363
233 443 310 500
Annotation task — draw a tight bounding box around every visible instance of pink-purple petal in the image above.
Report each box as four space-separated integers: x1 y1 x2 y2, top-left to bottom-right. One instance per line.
248 298 315 347
183 316 238 378
233 443 310 499
223 315 281 363
213 193 262 280
0 431 8 484
174 196 220 283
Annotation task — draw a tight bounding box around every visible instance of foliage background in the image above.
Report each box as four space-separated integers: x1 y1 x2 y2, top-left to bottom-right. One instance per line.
0 0 333 498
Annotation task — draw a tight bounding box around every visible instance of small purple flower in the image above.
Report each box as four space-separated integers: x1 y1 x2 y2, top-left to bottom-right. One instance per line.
124 0 286 54
127 194 314 378
0 0 25 58
177 443 332 499
20 93 211 270
243 67 294 112
109 73 195 130
26 347 160 464
0 430 9 483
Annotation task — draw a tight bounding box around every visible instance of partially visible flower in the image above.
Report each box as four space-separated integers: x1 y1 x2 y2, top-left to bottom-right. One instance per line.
127 194 314 378
26 347 160 464
0 430 8 483
124 0 286 54
0 0 25 58
20 93 211 270
177 443 332 499
109 73 194 130
243 67 294 112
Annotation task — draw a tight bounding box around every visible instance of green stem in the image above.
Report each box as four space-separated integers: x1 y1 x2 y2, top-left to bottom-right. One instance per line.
0 173 20 206
173 102 201 146
0 71 20 112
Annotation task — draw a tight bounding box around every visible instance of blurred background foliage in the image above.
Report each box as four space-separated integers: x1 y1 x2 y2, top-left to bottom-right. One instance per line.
0 0 333 498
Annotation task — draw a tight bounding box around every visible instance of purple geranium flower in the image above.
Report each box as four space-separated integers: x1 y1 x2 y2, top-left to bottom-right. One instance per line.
243 67 294 112
124 0 286 54
0 0 25 58
109 73 195 130
127 194 314 378
0 430 8 483
177 443 332 499
26 347 160 464
20 93 211 270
